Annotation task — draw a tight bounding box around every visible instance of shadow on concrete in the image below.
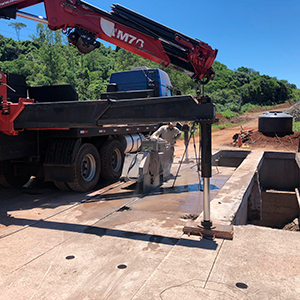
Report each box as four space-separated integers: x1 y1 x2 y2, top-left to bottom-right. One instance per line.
0 180 122 215
1 216 218 250
178 236 218 250
0 187 81 216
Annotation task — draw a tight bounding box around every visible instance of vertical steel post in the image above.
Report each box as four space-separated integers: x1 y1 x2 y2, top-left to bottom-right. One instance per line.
201 122 213 227
183 123 190 162
184 130 189 161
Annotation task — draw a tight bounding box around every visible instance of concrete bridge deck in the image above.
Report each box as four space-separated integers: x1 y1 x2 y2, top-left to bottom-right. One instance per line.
0 146 299 299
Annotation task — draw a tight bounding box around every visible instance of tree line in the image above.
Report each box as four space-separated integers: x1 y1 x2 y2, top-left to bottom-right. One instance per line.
0 24 299 113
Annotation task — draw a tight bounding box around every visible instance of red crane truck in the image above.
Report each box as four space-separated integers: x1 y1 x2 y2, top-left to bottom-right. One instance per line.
0 0 217 192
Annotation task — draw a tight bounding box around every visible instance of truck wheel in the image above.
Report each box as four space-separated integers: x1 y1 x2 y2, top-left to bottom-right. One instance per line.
68 143 101 192
0 161 31 188
54 181 71 191
100 139 124 181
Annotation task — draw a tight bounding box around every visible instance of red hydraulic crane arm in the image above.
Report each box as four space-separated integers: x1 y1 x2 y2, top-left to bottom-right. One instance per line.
0 0 217 83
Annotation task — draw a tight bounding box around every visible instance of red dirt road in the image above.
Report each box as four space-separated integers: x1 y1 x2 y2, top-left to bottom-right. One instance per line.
177 103 299 153
212 103 299 152
212 110 261 150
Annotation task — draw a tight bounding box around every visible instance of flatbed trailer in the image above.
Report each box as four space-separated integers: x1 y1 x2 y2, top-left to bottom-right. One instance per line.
0 96 214 192
0 122 162 191
0 76 164 191
0 71 214 192
0 0 217 193
0 122 160 162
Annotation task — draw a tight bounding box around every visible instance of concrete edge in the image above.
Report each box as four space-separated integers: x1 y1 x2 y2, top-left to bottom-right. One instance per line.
184 150 264 232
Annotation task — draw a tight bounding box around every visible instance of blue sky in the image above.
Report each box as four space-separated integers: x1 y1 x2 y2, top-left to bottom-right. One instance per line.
1 0 300 87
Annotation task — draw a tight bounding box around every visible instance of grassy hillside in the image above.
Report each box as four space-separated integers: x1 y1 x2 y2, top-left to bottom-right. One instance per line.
0 24 299 116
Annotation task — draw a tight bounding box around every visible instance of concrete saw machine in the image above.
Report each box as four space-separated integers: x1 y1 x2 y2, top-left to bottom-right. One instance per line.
120 138 174 192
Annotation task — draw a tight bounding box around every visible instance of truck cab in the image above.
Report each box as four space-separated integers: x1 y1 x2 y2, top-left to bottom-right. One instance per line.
101 67 173 100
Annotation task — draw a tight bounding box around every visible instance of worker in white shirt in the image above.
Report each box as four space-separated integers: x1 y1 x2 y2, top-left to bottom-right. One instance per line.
151 122 181 166
151 122 181 146
150 122 181 178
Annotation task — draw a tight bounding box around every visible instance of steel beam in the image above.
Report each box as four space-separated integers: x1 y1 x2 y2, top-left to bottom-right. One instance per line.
14 96 214 129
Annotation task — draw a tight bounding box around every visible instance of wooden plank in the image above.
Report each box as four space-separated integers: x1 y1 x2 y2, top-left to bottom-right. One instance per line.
183 222 234 240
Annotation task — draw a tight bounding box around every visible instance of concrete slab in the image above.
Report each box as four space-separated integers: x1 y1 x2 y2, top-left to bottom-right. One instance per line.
132 235 222 300
0 182 141 274
207 225 300 300
133 225 300 300
0 155 235 300
0 226 179 300
0 182 128 236
1 145 299 300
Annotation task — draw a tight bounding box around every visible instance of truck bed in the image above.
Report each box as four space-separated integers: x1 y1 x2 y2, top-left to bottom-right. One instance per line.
13 95 214 130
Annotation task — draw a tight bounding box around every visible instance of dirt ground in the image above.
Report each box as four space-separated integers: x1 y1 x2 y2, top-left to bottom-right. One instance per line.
176 102 300 152
207 102 299 152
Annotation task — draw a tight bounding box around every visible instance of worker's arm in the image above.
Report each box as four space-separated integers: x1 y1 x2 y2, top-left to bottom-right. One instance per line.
150 127 163 140
174 127 182 139
173 127 182 143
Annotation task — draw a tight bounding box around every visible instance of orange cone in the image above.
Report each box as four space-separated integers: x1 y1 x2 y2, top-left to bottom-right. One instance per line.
238 135 242 147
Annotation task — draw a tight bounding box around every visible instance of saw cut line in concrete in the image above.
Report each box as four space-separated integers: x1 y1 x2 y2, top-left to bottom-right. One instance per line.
158 278 252 300
0 181 127 240
203 239 225 289
8 195 143 274
0 202 79 240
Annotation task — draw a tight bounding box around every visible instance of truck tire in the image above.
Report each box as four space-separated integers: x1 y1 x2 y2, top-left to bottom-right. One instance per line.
100 139 124 181
0 161 31 188
54 181 71 191
68 143 101 192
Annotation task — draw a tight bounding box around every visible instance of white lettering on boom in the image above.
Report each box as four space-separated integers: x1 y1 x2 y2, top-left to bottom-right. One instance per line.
101 18 144 48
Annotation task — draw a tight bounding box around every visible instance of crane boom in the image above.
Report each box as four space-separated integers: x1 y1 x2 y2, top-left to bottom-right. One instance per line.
0 0 217 83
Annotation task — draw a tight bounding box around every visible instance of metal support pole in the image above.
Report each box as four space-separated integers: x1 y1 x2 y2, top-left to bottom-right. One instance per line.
172 122 196 188
184 117 234 240
200 122 213 227
203 177 210 221
184 130 189 162
182 124 190 162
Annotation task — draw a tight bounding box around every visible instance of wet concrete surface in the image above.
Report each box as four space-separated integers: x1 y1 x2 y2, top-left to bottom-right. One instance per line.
1 145 300 299
0 146 236 299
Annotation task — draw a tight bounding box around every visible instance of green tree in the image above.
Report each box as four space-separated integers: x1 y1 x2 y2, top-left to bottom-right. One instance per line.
9 22 26 41
0 25 298 108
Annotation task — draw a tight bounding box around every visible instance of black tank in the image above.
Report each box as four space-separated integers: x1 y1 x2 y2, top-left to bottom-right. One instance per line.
258 111 293 133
